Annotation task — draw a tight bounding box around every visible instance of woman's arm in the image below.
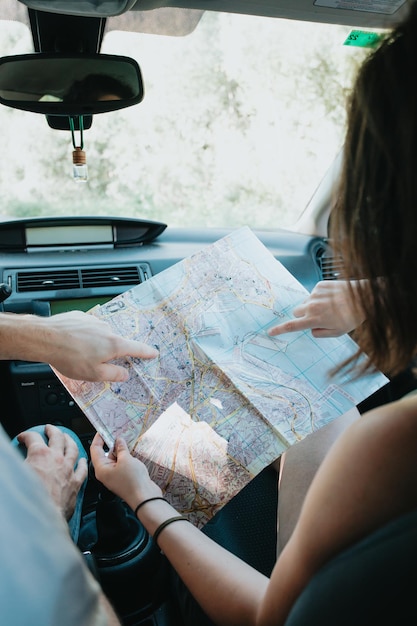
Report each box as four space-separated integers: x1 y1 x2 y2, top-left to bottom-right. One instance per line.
260 395 417 624
90 435 270 626
91 395 417 626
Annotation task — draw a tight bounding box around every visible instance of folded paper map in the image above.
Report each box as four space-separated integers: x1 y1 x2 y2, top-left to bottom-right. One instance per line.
55 227 388 527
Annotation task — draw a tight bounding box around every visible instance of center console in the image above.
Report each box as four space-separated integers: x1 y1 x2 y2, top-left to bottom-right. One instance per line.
0 215 167 443
9 359 93 442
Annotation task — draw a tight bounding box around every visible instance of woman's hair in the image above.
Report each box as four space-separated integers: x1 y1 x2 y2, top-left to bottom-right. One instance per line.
331 1 417 376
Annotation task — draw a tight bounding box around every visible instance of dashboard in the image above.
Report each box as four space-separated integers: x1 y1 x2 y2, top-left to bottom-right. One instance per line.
0 215 338 444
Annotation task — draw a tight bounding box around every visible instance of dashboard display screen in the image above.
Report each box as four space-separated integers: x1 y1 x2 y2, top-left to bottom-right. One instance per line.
50 296 112 315
26 224 114 246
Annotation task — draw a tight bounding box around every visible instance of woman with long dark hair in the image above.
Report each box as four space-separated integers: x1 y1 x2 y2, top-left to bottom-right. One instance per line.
91 5 417 624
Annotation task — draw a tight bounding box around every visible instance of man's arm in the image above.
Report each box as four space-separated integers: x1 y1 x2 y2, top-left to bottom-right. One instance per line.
0 424 122 626
19 423 122 625
0 310 158 381
98 595 122 625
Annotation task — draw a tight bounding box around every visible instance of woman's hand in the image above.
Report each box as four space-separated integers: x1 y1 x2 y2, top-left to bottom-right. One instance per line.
90 434 161 510
268 280 365 338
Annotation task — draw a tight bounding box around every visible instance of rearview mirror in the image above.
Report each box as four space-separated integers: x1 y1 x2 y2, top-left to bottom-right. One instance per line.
0 53 144 116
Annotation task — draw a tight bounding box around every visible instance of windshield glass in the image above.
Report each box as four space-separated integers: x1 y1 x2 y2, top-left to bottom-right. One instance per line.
0 11 369 230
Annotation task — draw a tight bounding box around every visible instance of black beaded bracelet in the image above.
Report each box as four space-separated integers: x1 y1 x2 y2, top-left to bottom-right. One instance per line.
152 515 188 546
133 496 168 518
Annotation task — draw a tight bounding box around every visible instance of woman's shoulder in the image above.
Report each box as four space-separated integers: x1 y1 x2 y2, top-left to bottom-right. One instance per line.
361 392 417 435
349 393 417 479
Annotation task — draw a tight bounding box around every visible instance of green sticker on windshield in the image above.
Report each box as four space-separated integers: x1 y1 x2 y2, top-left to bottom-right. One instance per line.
344 30 385 48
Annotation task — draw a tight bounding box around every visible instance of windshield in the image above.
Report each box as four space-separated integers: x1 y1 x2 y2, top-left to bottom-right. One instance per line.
0 11 369 230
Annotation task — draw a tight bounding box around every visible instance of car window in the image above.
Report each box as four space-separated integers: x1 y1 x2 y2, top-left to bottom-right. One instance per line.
0 12 370 230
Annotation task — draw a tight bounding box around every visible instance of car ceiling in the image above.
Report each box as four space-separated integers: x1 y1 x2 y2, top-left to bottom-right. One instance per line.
5 0 412 36
127 0 410 27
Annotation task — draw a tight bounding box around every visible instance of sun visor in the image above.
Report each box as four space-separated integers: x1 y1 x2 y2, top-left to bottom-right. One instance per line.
17 1 138 17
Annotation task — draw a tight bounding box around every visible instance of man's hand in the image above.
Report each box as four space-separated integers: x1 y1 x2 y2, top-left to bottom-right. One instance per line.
268 280 365 339
38 310 159 382
17 424 88 520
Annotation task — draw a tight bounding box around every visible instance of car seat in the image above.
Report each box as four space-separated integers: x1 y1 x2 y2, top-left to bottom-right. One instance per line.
284 507 417 625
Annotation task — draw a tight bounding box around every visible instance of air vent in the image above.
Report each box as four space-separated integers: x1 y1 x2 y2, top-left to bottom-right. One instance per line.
319 254 345 280
15 264 147 293
81 266 141 287
17 269 80 292
314 241 345 281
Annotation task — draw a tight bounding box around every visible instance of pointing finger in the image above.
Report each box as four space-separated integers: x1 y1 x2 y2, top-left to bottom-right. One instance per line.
267 317 313 336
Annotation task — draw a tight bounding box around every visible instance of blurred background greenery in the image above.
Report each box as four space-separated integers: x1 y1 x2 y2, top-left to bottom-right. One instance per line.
0 8 368 229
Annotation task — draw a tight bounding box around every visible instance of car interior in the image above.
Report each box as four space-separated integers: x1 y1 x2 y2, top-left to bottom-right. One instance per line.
1 1 417 624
